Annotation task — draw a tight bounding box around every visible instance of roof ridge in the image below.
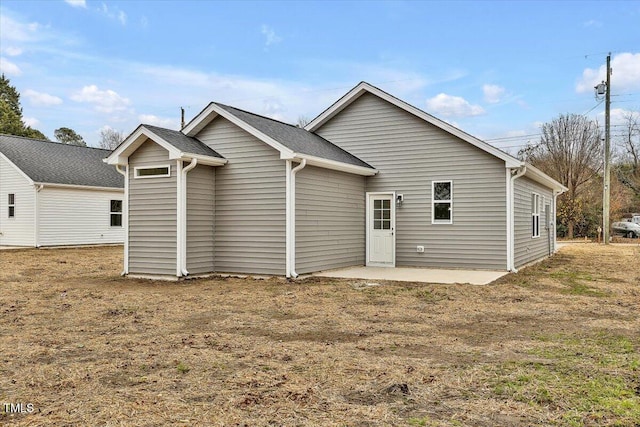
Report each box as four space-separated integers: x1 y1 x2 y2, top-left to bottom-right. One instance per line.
0 133 113 152
214 102 302 129
215 102 373 169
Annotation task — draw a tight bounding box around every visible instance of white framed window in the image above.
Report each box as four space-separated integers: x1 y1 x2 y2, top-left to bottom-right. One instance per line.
134 165 170 178
110 200 122 227
532 193 540 238
373 198 392 230
8 193 15 218
432 180 452 224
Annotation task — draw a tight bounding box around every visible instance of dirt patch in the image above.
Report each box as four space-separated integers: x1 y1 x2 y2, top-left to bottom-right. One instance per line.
1 243 639 426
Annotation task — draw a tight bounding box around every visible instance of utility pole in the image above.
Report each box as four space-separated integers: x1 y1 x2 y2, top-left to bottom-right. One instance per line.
602 53 612 244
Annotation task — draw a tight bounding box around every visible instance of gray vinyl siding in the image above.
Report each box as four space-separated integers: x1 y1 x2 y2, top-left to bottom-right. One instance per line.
186 164 215 274
196 117 286 275
514 177 554 268
295 165 366 274
128 139 177 275
316 92 507 270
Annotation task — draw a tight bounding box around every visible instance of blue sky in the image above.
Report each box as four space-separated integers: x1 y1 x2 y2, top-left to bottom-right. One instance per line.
1 1 638 152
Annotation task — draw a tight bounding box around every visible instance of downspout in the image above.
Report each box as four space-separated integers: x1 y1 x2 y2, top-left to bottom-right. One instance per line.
176 161 183 277
115 165 128 275
34 184 44 248
180 159 198 277
289 159 306 278
285 161 292 277
507 166 526 272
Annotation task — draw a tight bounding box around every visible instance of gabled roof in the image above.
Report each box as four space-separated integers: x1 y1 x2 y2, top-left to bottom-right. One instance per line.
182 102 376 176
215 104 373 169
305 81 567 192
0 133 123 189
143 124 224 158
106 124 226 166
305 81 523 169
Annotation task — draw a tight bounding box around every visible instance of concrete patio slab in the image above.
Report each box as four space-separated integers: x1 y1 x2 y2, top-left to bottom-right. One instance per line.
312 266 508 285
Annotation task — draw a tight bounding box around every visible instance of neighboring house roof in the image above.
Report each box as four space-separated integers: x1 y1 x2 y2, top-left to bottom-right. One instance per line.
107 124 226 167
0 133 123 189
305 81 567 192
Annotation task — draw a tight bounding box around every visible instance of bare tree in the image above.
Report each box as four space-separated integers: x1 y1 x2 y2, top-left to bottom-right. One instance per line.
519 114 602 238
296 115 310 128
616 111 640 196
99 127 124 150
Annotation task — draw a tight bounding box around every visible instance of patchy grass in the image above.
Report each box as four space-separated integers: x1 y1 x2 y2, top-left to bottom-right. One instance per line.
0 243 639 426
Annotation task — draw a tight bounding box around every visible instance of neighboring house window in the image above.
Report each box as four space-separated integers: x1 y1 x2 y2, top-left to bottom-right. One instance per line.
8 193 15 218
432 181 452 224
532 193 540 238
110 200 123 227
134 166 170 178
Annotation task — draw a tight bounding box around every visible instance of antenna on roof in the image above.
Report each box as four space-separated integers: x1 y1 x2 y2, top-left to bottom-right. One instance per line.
180 107 185 130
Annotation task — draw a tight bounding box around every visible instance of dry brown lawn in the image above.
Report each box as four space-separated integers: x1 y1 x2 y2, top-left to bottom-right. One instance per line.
1 243 639 426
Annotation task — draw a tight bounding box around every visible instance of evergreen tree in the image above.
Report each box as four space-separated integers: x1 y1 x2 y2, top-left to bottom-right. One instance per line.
54 127 86 146
0 74 49 140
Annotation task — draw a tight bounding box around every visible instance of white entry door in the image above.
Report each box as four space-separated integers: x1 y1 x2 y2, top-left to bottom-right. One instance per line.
367 193 395 266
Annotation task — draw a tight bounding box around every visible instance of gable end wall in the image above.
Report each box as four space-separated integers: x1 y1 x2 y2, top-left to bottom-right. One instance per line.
128 139 177 275
196 117 286 275
316 92 508 270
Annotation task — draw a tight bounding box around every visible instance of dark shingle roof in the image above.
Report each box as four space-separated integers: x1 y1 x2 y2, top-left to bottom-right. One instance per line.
0 134 123 189
142 124 224 158
214 103 373 169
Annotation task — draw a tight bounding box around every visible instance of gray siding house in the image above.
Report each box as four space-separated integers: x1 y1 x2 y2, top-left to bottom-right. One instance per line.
106 82 566 278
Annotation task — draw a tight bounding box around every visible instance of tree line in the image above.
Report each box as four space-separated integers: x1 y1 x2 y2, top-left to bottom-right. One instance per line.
0 74 123 149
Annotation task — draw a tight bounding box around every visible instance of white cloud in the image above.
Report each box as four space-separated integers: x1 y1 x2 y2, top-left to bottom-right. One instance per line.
0 14 42 43
425 93 485 117
71 85 130 113
138 114 178 129
65 0 87 8
23 117 40 127
261 25 282 47
598 107 640 127
576 52 640 93
0 57 21 76
3 47 23 56
97 3 127 26
583 19 602 28
23 89 63 106
482 84 506 104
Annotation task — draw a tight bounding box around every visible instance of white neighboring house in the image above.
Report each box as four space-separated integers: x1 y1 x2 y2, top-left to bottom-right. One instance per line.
0 134 124 247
